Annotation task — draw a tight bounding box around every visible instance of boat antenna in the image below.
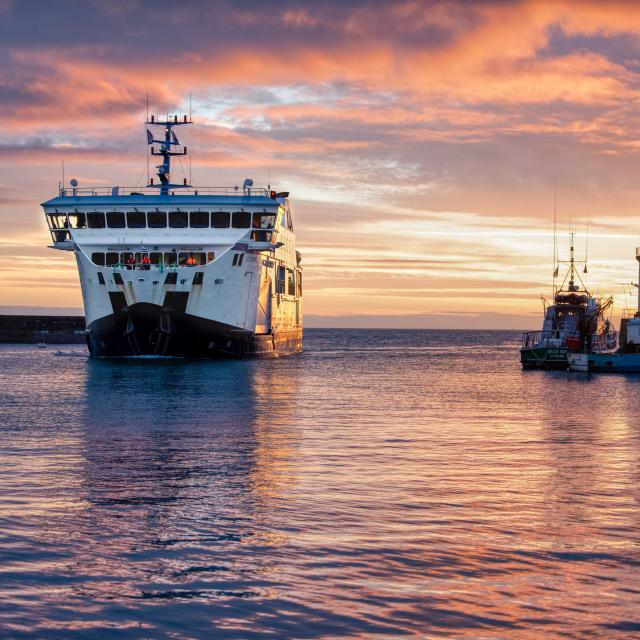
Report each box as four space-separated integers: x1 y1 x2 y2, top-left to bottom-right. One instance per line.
635 248 640 315
552 177 558 295
584 215 589 274
568 231 578 292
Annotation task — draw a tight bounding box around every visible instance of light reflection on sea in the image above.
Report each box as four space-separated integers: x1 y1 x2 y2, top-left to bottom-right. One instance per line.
0 329 639 639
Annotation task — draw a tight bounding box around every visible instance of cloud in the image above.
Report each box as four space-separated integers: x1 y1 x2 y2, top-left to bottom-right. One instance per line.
4 1 640 323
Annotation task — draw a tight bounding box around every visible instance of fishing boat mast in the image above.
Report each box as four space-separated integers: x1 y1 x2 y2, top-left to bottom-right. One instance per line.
555 232 588 296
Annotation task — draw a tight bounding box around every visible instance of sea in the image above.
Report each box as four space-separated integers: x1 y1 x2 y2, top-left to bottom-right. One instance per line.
0 329 639 639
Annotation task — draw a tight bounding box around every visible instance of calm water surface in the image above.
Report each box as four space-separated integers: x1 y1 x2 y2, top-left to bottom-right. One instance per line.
1 329 639 639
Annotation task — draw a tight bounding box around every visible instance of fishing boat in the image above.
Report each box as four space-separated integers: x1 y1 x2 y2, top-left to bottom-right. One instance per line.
42 113 303 357
520 234 617 369
568 248 640 373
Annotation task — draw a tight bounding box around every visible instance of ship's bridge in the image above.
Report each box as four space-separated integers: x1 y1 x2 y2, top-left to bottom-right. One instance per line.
43 187 292 249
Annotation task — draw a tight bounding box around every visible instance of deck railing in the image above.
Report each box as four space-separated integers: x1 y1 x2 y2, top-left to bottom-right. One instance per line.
522 329 618 350
58 185 273 197
521 330 568 348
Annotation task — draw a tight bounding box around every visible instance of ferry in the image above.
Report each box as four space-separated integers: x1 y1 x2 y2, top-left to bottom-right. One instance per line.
520 234 617 369
42 114 303 357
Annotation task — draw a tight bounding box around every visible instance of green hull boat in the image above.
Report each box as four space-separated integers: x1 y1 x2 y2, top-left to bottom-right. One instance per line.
520 346 568 370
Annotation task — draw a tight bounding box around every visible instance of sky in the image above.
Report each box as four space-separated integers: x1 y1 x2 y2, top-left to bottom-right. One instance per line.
3 0 640 328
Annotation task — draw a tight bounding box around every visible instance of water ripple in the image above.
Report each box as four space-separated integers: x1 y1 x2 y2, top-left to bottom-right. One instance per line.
0 330 639 638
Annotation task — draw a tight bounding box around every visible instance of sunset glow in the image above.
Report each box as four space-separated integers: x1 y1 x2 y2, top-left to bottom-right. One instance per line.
4 0 640 327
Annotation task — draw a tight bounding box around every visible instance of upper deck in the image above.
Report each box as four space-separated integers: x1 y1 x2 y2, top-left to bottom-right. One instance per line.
43 185 287 208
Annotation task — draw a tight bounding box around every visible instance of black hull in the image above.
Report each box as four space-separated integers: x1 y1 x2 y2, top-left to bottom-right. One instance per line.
86 303 302 358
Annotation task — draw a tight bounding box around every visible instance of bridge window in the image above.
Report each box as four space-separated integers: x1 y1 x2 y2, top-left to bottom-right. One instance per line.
178 252 206 266
105 252 119 266
190 211 209 228
126 211 146 228
211 211 230 228
150 252 163 264
92 252 105 265
106 212 125 228
121 252 133 265
232 211 251 228
148 211 167 228
251 229 274 242
287 269 295 296
164 252 178 265
169 211 188 228
297 271 302 296
68 212 86 229
87 212 106 229
47 213 67 229
276 265 286 293
252 212 276 229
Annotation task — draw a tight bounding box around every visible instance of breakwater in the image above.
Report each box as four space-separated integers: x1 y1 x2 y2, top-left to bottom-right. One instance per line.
0 315 85 343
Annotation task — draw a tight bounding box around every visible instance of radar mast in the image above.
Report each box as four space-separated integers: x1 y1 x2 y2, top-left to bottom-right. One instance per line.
145 114 192 195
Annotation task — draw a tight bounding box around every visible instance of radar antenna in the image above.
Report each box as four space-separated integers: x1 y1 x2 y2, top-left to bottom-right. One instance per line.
145 113 193 195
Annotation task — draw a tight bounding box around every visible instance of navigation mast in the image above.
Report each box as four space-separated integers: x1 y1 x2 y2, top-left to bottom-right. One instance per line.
146 114 193 195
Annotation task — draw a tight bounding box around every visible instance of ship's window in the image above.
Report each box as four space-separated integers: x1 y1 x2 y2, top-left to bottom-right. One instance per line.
50 230 69 243
211 212 230 228
232 211 251 228
169 211 188 228
106 212 125 228
280 208 287 229
251 229 273 242
178 252 206 266
287 207 294 231
190 211 209 228
232 253 238 266
68 212 86 229
252 212 276 229
148 211 167 228
297 271 302 296
150 252 163 264
207 252 215 263
121 252 133 266
87 212 106 229
164 252 178 265
126 211 146 228
92 252 105 265
47 213 67 229
287 269 295 296
105 252 119 266
276 265 286 293
238 253 244 266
